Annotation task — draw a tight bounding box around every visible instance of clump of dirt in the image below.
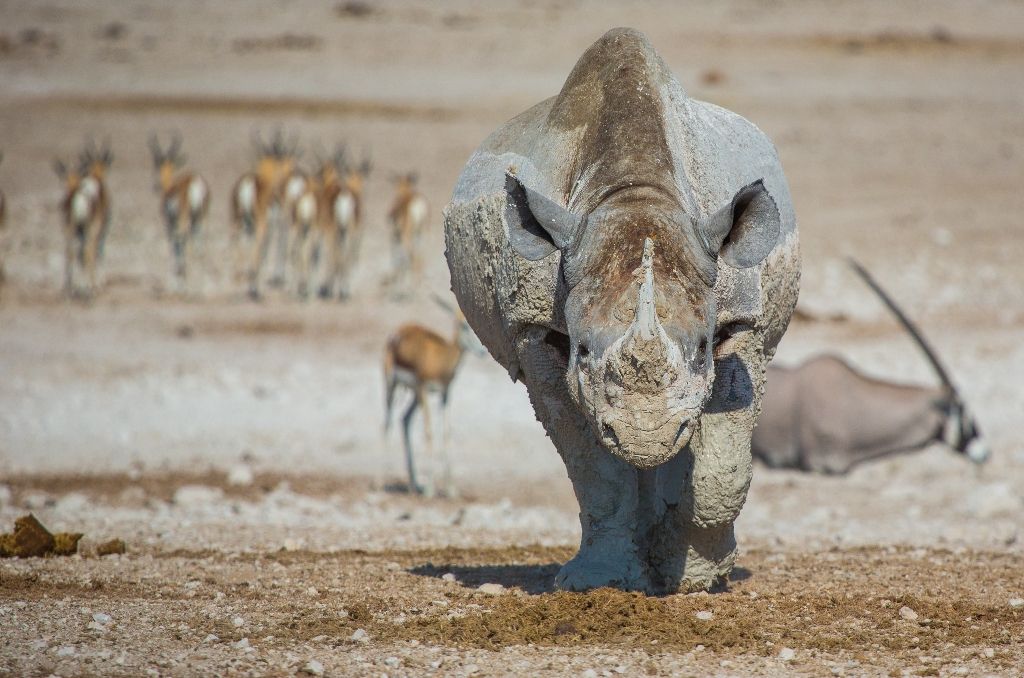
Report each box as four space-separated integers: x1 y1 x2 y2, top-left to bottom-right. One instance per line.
0 514 82 557
95 538 127 556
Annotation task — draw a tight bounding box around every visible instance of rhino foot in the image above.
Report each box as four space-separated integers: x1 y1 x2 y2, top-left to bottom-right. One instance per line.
554 549 649 592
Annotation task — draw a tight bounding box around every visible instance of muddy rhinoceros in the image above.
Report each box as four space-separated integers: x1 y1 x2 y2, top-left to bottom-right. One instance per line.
443 27 800 593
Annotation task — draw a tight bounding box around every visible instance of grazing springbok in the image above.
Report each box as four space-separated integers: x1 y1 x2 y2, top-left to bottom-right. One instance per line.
383 298 482 496
230 129 298 298
53 140 112 297
148 133 210 288
387 172 429 296
752 260 990 474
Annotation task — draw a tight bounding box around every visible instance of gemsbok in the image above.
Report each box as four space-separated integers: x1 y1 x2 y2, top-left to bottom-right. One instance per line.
387 172 429 297
752 260 990 474
148 133 210 289
53 141 111 298
230 129 298 299
383 297 482 496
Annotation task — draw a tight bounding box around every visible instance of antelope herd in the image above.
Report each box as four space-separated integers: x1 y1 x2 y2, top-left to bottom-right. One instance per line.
0 130 426 301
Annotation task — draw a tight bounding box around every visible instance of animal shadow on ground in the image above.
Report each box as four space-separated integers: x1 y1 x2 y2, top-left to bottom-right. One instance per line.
409 562 563 594
408 563 754 595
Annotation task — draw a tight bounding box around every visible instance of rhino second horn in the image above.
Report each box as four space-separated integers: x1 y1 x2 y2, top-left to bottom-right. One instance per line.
635 238 658 341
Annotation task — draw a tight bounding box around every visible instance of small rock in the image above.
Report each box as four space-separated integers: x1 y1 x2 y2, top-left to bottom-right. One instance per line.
227 464 254 487
1009 598 1024 609
778 647 796 661
283 538 303 552
173 485 224 506
899 606 919 621
384 656 401 668
306 586 319 596
232 637 250 650
86 621 108 632
582 670 598 678
441 572 457 582
983 647 995 659
301 659 324 676
465 664 480 675
477 583 505 596
232 616 244 627
56 646 75 657
92 612 112 625
350 628 369 643
695 610 713 621
203 634 219 643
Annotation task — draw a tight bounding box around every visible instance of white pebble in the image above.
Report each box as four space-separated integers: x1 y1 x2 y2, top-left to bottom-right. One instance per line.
232 616 244 627
695 610 713 621
306 586 319 596
56 646 76 657
92 612 112 625
778 647 796 661
350 628 369 643
203 634 219 643
899 606 919 621
384 656 401 668
441 572 457 582
477 583 506 596
301 659 324 676
983 648 995 659
582 670 598 678
232 637 250 650
227 464 254 486
1009 598 1024 609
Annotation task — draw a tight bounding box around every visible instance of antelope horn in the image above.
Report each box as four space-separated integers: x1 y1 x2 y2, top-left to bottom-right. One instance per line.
148 133 162 161
431 293 456 315
170 131 183 157
847 258 959 396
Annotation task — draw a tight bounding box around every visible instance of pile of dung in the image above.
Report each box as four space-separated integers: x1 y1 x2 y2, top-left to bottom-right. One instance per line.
0 514 83 558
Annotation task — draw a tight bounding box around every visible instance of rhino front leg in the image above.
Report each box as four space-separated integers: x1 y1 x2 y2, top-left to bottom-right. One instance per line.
650 338 765 592
514 326 649 592
555 431 649 592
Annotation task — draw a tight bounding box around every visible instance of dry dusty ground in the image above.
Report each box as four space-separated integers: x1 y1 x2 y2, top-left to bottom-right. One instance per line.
1 0 1023 676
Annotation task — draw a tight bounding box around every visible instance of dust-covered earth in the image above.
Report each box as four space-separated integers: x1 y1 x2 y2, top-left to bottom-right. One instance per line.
1 1 1023 676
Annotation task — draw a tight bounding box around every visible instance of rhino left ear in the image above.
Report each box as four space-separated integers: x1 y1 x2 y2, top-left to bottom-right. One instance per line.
505 170 582 260
699 179 781 269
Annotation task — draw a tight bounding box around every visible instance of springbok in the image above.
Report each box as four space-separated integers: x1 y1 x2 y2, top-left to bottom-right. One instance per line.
752 260 990 474
148 133 210 288
287 146 344 298
53 143 110 298
230 129 298 298
328 153 372 299
383 298 482 496
387 172 429 296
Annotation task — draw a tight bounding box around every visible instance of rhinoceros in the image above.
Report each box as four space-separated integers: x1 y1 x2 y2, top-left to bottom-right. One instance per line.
443 28 800 593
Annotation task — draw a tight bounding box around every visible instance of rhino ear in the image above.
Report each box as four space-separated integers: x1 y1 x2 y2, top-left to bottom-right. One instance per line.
700 179 781 269
504 170 582 260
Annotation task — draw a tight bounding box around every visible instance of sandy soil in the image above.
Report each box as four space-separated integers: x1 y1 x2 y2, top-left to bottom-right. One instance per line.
1 1 1022 675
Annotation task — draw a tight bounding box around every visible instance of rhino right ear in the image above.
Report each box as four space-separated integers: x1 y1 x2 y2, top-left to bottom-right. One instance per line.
504 170 582 261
